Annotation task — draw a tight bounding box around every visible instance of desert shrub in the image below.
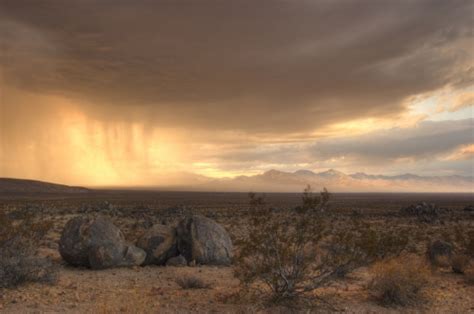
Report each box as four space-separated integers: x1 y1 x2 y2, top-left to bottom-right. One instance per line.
236 187 362 307
466 270 474 285
453 226 474 257
175 275 211 289
237 187 412 305
426 239 453 267
301 185 330 212
0 209 57 288
369 256 430 307
323 223 409 278
319 214 411 279
451 254 470 274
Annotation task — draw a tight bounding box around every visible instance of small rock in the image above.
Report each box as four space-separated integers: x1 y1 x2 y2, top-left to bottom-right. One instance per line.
166 255 187 267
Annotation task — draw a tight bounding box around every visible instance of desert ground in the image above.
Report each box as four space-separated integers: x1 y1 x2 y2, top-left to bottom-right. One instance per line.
0 191 473 313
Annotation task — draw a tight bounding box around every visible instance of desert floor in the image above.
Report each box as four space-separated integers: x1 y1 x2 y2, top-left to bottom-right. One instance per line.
0 191 473 313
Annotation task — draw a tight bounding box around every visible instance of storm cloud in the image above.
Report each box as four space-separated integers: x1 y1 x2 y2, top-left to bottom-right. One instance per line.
0 0 473 185
1 0 473 133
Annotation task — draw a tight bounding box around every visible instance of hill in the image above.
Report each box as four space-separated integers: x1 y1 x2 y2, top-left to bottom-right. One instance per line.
0 178 90 194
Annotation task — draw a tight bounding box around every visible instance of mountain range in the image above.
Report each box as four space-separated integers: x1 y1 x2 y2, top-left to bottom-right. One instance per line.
1 169 472 193
190 169 474 193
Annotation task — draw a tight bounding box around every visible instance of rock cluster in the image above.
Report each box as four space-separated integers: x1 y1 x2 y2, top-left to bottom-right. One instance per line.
59 214 233 269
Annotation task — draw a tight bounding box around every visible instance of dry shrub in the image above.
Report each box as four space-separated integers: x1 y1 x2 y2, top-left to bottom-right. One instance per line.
0 209 57 288
236 187 412 307
426 239 453 267
453 226 474 257
451 254 471 274
326 222 409 278
236 187 365 309
369 256 430 307
465 270 474 285
176 275 211 289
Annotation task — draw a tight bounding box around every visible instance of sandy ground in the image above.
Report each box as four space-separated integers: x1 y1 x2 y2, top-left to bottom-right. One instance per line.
0 247 472 313
1 192 473 313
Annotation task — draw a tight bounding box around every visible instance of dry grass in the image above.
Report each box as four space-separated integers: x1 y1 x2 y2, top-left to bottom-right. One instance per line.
369 256 430 307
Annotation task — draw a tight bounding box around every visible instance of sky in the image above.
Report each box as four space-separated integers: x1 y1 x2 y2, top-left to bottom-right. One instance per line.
0 0 473 187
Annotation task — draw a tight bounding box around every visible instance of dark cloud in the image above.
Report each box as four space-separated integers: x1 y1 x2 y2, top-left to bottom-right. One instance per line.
1 0 472 133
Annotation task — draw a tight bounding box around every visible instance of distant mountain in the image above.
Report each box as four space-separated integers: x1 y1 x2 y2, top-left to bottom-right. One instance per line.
196 169 474 192
0 178 90 193
2 169 472 193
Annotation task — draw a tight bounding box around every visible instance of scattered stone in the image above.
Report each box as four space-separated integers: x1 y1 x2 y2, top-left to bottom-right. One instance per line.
136 224 178 265
166 255 187 267
176 215 233 265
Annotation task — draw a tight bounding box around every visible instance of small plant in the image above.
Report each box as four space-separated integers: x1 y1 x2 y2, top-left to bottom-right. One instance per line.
369 256 430 307
175 275 211 289
0 209 57 288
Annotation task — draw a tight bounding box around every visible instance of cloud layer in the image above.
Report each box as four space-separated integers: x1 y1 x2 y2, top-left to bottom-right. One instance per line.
1 0 473 185
2 0 473 133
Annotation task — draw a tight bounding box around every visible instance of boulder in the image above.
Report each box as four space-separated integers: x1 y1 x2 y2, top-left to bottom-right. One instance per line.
136 224 177 265
176 215 233 265
464 205 474 212
59 216 145 269
166 255 187 267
